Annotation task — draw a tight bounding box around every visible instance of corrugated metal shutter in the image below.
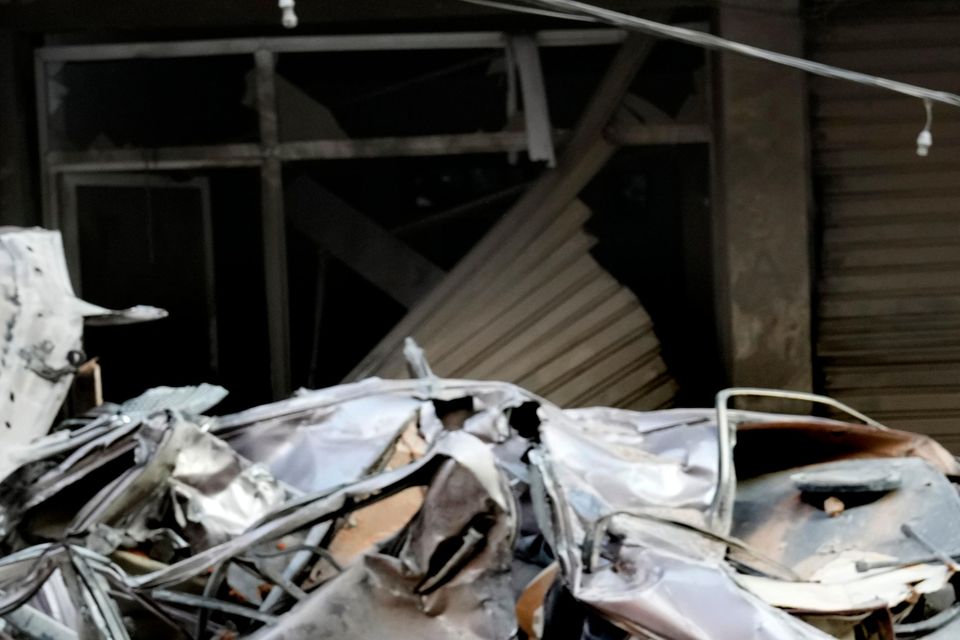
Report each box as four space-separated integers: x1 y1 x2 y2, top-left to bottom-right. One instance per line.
358 198 678 410
811 3 960 447
347 35 677 411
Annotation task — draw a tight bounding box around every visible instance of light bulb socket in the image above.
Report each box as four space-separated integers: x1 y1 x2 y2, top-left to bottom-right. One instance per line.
279 0 298 28
916 129 932 157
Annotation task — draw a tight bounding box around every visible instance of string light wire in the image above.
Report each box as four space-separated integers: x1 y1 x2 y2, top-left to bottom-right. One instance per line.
460 0 960 153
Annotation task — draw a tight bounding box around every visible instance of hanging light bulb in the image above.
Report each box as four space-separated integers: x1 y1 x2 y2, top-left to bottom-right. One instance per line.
279 0 298 29
916 99 933 157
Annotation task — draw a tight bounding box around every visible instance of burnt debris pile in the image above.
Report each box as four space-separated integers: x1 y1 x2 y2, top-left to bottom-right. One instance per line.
1 228 960 639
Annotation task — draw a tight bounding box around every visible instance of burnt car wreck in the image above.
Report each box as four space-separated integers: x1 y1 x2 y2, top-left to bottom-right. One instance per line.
1 228 959 640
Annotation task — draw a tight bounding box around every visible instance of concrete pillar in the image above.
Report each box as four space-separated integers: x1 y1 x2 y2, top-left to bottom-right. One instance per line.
713 0 813 392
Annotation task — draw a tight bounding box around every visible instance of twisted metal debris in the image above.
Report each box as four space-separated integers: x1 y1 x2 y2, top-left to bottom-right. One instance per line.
2 228 960 639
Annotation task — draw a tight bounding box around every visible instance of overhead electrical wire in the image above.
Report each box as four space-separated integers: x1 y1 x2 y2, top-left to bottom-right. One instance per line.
459 0 960 154
460 0 602 22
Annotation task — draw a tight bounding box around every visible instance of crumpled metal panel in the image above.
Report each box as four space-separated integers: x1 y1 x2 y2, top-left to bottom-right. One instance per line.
68 413 291 552
548 408 721 516
118 429 504 590
0 228 164 485
250 433 517 639
120 383 228 416
0 229 106 483
214 385 435 614
167 421 290 549
531 405 836 640
223 393 422 494
0 544 134 639
569 536 834 640
2 366 958 639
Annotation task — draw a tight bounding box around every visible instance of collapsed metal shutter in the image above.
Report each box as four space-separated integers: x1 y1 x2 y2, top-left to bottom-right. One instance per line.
353 199 678 410
347 35 677 411
811 3 960 447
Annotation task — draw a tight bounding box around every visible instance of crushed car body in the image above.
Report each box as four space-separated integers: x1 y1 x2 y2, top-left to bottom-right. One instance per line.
3 375 960 639
1 229 960 639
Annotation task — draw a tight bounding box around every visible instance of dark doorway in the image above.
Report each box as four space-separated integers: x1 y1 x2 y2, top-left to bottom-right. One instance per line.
68 174 217 402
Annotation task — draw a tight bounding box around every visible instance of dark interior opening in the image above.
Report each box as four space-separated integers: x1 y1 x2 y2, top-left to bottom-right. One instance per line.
78 169 271 411
55 56 257 150
581 144 722 407
283 154 545 389
41 30 716 406
275 49 508 140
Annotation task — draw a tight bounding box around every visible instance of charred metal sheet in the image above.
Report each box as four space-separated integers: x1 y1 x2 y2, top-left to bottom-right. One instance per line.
1 325 959 640
735 419 960 479
734 457 960 580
